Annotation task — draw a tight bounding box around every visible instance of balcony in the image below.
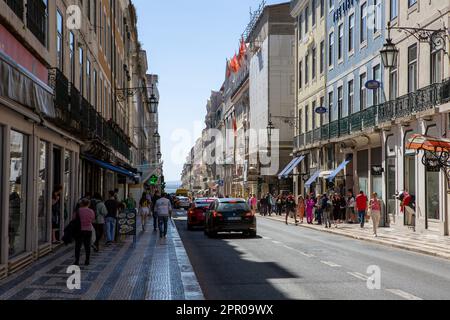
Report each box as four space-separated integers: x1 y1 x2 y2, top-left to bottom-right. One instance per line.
329 121 339 139
294 134 305 150
305 131 313 145
321 123 329 140
5 0 24 19
26 0 47 46
339 117 350 136
314 128 321 141
48 68 131 160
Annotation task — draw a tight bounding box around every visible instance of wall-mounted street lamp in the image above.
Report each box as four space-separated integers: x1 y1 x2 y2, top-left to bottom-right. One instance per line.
381 21 448 70
116 84 159 114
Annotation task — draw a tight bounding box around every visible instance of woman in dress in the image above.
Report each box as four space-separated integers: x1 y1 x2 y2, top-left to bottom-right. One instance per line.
305 195 315 224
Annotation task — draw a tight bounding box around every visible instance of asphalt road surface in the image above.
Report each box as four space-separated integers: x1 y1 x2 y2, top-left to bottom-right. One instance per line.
174 212 450 300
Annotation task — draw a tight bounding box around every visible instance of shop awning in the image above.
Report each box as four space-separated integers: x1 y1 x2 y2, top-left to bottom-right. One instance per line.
278 156 305 179
84 155 136 178
407 134 450 153
305 171 320 188
327 158 352 182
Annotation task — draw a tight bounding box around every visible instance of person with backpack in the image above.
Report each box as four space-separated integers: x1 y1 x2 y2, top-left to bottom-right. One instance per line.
139 193 151 232
92 193 108 252
73 198 95 266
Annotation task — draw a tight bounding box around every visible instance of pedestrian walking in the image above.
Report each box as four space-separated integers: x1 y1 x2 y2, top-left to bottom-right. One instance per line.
276 195 284 216
152 191 162 231
315 195 323 225
339 194 346 223
260 195 267 216
332 194 341 228
139 193 151 232
321 194 332 228
73 198 95 266
123 193 137 212
104 191 119 245
305 195 315 224
297 196 305 224
369 193 382 237
92 193 107 252
154 193 173 238
250 194 257 216
285 194 298 225
51 186 63 244
356 191 368 228
266 193 273 216
346 190 356 223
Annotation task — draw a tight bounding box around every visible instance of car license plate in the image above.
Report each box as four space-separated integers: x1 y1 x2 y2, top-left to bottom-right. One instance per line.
227 217 241 221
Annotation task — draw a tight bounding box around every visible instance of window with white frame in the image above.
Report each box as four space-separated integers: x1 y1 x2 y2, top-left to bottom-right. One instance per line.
408 44 418 93
360 73 367 110
360 3 367 43
349 14 354 52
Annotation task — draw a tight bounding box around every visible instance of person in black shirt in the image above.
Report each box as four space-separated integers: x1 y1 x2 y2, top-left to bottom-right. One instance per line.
104 191 119 244
151 191 161 231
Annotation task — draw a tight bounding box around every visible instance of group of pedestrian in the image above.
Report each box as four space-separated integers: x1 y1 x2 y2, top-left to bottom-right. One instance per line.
65 189 173 267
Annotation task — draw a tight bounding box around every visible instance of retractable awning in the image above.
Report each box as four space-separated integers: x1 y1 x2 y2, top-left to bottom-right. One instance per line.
327 158 352 182
305 171 320 188
278 156 305 179
84 155 136 178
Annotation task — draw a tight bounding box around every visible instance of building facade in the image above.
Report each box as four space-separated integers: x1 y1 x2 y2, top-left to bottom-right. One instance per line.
0 0 155 278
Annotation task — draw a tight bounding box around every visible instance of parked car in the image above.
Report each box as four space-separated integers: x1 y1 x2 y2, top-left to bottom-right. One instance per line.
175 196 191 210
187 198 216 230
204 198 257 238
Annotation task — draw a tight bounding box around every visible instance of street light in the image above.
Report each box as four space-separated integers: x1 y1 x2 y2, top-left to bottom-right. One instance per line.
153 131 161 145
380 23 399 69
148 91 159 114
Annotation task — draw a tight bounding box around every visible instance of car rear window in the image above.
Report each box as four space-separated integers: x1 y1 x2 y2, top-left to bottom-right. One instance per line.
217 202 250 212
195 202 212 208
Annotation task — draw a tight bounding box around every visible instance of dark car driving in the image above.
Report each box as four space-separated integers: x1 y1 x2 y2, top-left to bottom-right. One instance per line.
187 198 216 230
204 198 257 238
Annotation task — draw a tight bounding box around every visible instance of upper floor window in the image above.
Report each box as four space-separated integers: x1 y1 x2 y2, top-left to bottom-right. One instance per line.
390 0 398 20
69 32 75 83
372 64 381 106
408 44 418 92
320 40 325 74
312 0 316 26
305 6 309 34
360 3 367 43
349 14 355 52
328 32 334 67
338 24 344 60
360 73 367 110
320 0 325 17
56 10 64 70
408 0 417 8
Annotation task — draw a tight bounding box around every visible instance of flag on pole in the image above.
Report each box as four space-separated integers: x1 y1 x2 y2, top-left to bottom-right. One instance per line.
238 38 247 63
230 53 240 73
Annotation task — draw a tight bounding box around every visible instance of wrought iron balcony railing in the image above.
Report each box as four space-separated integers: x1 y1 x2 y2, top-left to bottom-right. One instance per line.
329 121 339 138
5 0 24 19
26 0 47 46
305 131 313 145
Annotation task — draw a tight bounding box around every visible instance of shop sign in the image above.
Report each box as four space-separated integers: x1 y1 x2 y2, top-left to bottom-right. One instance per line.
118 209 137 236
365 80 381 90
333 0 360 23
315 106 328 114
371 166 384 176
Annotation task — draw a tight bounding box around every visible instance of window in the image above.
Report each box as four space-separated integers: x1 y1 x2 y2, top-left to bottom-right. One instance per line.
329 0 334 10
348 80 354 114
425 126 439 221
312 0 316 26
305 6 309 34
373 64 381 106
93 69 97 110
298 14 302 40
69 32 75 83
389 67 398 100
9 130 28 257
86 59 91 103
320 0 324 17
99 5 102 44
338 86 343 119
79 47 84 95
93 0 97 32
431 50 443 84
390 0 398 20
349 14 354 52
305 104 310 132
408 44 418 93
87 0 91 22
329 32 334 67
56 10 63 70
360 3 367 43
320 40 325 74
328 91 334 121
320 96 325 126
38 141 49 244
305 52 309 85
312 47 317 80
360 73 367 110
298 61 303 89
312 101 316 129
338 24 343 60
374 0 381 34
64 151 73 227
408 0 417 8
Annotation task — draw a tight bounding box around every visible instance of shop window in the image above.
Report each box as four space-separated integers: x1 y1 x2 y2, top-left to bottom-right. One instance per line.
357 150 369 195
386 135 397 222
64 151 72 226
38 141 50 244
426 126 440 221
9 130 28 258
371 147 383 198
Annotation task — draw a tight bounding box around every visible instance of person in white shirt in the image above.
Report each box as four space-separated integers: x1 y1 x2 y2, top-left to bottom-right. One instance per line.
154 194 173 238
346 190 356 223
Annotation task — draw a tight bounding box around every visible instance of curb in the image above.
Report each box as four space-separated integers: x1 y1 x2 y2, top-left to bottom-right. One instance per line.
263 216 450 261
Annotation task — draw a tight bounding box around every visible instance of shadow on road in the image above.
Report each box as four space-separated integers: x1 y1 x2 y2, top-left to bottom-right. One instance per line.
175 220 299 300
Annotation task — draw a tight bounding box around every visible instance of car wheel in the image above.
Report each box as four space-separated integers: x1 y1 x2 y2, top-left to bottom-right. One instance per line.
248 230 257 238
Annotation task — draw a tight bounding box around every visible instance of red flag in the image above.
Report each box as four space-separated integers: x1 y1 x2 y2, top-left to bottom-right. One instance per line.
233 116 238 137
230 54 240 73
238 38 247 62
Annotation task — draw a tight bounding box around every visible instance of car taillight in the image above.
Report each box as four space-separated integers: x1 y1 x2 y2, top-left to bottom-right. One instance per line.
244 211 254 217
213 211 223 218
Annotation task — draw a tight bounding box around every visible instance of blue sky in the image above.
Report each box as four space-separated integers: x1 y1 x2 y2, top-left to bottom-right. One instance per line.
133 0 281 182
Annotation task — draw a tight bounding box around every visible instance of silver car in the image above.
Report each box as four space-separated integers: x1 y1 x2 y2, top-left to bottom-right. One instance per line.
175 196 191 210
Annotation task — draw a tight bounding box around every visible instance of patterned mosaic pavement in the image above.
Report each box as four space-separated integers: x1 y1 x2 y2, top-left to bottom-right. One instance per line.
0 219 204 300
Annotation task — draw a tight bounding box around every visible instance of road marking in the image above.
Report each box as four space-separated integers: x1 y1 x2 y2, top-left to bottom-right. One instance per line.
261 236 273 240
386 289 423 301
321 261 341 268
348 272 369 281
299 252 315 258
272 241 282 245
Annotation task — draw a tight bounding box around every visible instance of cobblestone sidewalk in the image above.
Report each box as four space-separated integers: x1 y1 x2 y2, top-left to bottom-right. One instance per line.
0 219 203 300
264 214 450 260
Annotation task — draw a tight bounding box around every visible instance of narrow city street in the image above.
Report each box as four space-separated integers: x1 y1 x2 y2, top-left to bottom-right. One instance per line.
176 216 450 300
